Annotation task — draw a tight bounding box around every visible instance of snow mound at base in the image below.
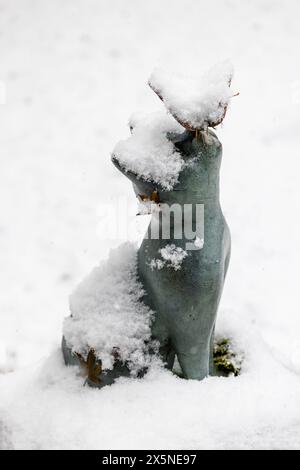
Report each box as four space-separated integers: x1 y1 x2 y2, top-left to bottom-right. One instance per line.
112 111 185 191
149 60 234 131
63 243 155 373
2 337 300 450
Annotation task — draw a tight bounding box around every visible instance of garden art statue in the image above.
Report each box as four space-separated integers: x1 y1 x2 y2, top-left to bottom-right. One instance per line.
62 61 238 387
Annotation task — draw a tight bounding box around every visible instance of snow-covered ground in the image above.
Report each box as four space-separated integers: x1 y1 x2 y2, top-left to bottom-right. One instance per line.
1 0 300 449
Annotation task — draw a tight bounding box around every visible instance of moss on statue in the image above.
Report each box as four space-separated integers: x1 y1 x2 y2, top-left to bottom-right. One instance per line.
213 338 243 377
172 337 243 378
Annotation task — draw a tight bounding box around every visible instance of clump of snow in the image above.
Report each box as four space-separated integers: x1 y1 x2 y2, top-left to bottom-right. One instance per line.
149 60 234 130
149 258 165 270
160 244 188 269
150 244 188 271
194 237 204 249
63 243 155 374
112 111 185 191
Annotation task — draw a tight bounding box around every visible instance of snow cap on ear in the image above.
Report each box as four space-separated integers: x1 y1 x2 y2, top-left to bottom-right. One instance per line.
148 60 234 131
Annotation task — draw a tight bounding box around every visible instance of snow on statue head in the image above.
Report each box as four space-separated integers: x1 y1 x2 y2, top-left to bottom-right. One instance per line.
148 60 234 132
62 61 236 387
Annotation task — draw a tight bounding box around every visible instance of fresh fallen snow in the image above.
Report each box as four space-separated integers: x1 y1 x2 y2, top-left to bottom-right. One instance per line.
63 243 154 373
1 0 300 451
2 330 300 450
149 60 234 130
150 244 188 271
112 111 185 190
194 237 204 249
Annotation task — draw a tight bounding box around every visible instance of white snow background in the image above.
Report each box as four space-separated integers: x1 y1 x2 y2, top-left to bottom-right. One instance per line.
1 0 300 450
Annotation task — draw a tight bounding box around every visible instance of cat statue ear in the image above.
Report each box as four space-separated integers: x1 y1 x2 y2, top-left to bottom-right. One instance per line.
148 63 237 131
